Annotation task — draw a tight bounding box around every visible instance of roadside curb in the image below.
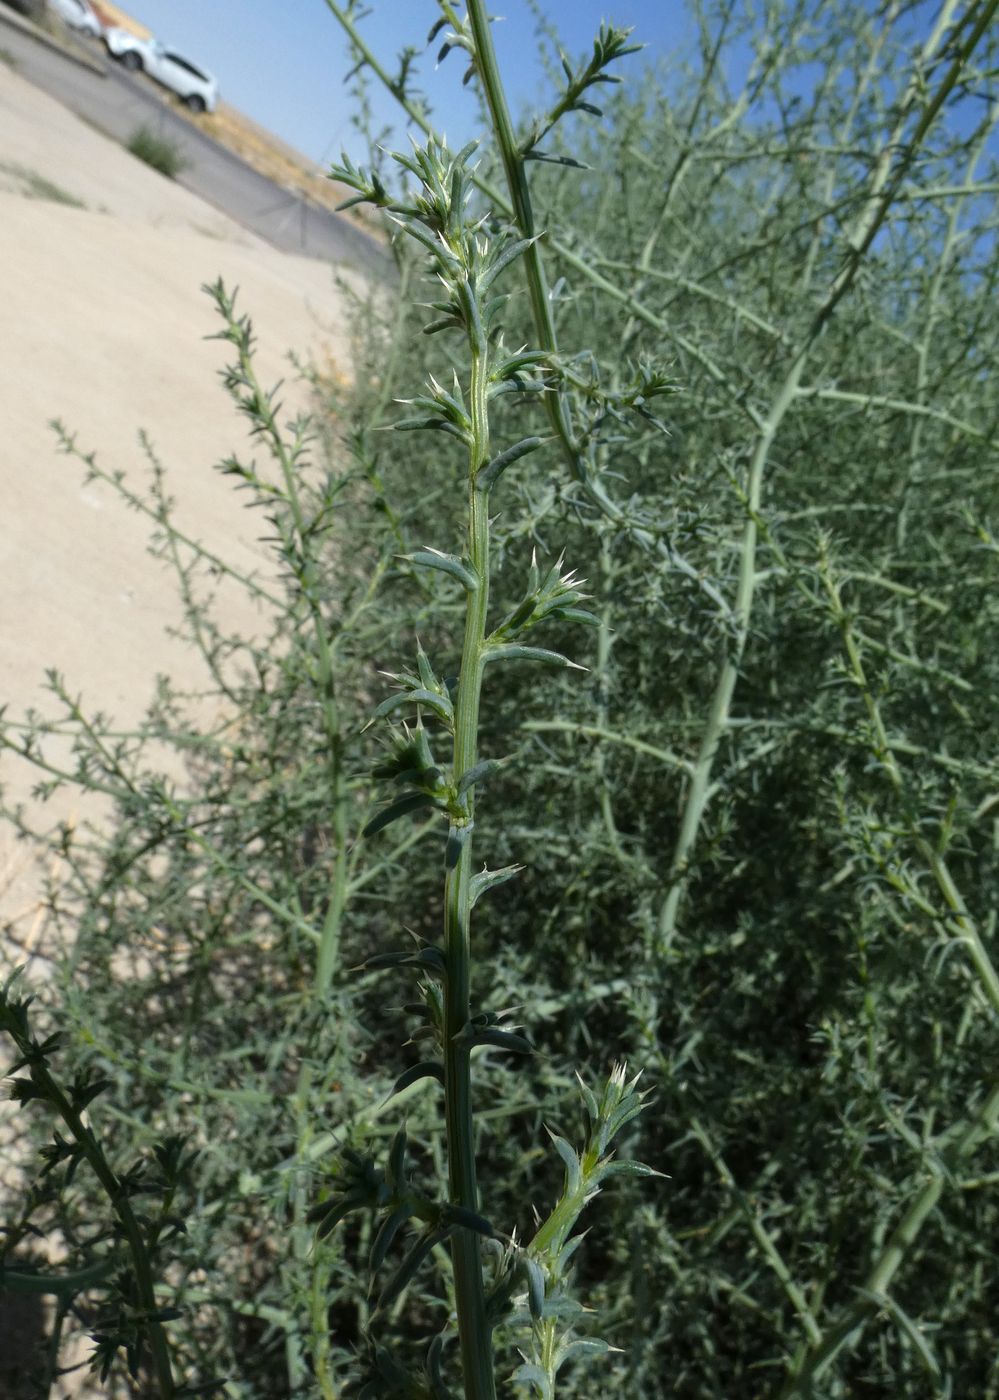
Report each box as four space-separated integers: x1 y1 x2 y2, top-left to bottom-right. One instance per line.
0 5 106 77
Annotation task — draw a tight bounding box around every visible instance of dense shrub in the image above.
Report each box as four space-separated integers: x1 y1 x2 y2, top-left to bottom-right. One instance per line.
2 1 997 1396
126 126 187 179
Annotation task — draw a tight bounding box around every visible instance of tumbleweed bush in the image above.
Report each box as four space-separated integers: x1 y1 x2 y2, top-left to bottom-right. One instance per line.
2 0 998 1395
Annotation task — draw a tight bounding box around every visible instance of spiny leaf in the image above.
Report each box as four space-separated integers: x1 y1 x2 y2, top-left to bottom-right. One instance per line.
555 1337 617 1368
442 1204 495 1237
387 213 459 271
359 943 446 978
480 237 539 292
511 1361 552 1399
424 316 462 335
374 1225 451 1314
403 549 479 591
370 1202 414 1274
600 1158 665 1180
456 758 506 797
488 377 549 400
574 1073 599 1122
524 1256 547 1321
456 1026 533 1054
392 1061 445 1096
425 1332 457 1400
363 793 443 838
492 349 549 384
477 436 547 492
71 1076 113 1111
308 1188 369 1240
2 1077 48 1108
390 415 471 444
524 151 589 169
415 644 437 692
470 864 523 907
548 1131 582 1197
557 607 599 626
387 1127 408 1191
373 688 454 727
484 645 586 670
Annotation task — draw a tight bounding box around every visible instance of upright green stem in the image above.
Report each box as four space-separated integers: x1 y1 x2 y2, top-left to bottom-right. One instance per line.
464 2 551 367
443 343 497 1400
463 0 648 531
656 379 795 950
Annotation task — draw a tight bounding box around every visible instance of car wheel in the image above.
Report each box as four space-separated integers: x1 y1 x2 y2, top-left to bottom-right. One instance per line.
185 94 207 114
120 50 143 71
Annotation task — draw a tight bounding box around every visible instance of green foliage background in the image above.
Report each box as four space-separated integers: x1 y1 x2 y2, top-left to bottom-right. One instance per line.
2 1 998 1395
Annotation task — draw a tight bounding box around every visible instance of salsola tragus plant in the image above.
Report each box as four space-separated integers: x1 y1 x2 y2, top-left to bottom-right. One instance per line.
309 133 659 1399
326 1 999 1392
3 0 999 1394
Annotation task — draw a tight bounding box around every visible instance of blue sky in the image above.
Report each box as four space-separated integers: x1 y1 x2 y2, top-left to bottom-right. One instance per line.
111 2 686 164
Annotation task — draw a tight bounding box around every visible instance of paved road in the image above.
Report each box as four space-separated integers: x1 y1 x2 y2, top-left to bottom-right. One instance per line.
0 9 392 278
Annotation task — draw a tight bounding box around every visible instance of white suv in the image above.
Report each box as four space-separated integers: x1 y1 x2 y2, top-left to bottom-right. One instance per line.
104 28 219 113
50 0 103 36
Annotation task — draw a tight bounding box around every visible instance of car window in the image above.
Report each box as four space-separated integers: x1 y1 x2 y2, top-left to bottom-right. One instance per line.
164 53 208 82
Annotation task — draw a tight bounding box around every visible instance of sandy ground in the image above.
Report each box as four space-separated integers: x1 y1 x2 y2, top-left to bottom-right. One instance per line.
0 62 366 941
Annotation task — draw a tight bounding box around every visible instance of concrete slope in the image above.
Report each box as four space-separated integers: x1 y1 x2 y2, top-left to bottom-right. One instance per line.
0 63 368 937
